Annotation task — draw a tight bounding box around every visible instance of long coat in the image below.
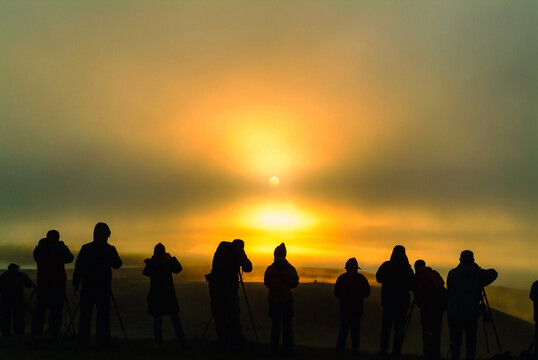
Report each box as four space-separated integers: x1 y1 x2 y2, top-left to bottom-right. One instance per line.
143 254 182 316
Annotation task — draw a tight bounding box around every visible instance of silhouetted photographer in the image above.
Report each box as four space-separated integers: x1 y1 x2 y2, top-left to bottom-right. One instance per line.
447 250 497 360
73 222 122 346
376 245 414 359
335 257 371 355
264 243 299 355
31 229 74 339
414 259 446 360
531 280 538 360
143 243 186 346
206 239 252 350
0 263 34 336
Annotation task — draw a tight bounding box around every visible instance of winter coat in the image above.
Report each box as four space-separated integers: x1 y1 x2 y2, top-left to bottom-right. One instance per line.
529 280 538 322
0 268 34 304
334 271 371 314
73 241 122 294
143 253 182 316
414 266 445 309
208 241 252 289
446 262 497 319
264 259 299 303
34 237 74 289
376 259 414 308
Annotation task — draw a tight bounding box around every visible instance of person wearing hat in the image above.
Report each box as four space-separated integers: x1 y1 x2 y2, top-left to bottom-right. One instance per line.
334 257 371 355
143 243 186 346
264 243 299 355
447 250 497 360
0 264 34 336
376 245 415 359
73 222 122 346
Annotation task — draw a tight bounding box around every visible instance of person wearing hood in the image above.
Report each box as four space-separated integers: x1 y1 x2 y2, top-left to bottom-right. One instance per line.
447 250 497 360
143 243 186 346
376 245 415 358
414 260 446 360
31 229 74 339
0 263 34 336
73 222 122 346
335 257 371 355
264 243 299 355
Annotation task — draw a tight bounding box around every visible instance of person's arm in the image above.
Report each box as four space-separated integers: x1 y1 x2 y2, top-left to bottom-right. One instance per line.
171 257 182 274
110 246 122 269
61 242 74 264
142 259 151 277
361 274 371 298
287 266 299 288
73 247 85 295
240 251 253 273
334 275 341 298
22 273 34 289
480 268 498 287
376 262 387 284
264 266 272 289
529 280 538 301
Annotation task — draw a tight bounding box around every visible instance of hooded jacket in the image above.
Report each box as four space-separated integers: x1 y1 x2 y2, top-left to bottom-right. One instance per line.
34 237 74 289
73 240 122 293
264 259 299 302
376 247 414 308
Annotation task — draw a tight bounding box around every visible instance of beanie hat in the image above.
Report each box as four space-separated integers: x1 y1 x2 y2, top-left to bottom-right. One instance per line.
345 257 360 271
274 243 287 260
154 243 166 256
460 250 474 264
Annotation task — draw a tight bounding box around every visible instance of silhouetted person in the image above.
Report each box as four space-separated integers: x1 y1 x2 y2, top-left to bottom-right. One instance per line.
376 245 414 358
447 250 497 360
73 222 122 346
31 229 74 339
0 264 34 336
414 260 446 360
264 243 299 355
143 243 186 346
206 239 252 350
530 280 538 360
335 257 371 355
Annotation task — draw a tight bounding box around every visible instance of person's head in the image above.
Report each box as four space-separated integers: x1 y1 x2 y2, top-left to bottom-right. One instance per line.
390 245 409 264
460 250 475 264
274 243 287 260
154 243 165 256
93 222 111 243
345 257 360 272
414 259 426 272
8 263 19 272
46 229 60 240
232 239 244 250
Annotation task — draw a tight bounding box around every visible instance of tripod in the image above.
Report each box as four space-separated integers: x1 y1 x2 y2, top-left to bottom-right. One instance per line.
480 288 502 354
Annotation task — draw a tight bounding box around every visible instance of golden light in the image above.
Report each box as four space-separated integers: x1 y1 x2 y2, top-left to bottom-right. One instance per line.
268 176 280 187
240 203 316 232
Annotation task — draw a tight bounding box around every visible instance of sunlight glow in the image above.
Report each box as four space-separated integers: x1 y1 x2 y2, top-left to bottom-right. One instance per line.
241 204 316 232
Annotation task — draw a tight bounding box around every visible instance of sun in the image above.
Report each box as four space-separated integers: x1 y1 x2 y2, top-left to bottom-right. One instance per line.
268 176 280 187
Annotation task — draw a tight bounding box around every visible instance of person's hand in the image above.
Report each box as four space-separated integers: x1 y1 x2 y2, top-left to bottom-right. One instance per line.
144 258 150 264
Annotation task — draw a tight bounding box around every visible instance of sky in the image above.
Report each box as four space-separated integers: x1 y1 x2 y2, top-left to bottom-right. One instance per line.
1 1 536 288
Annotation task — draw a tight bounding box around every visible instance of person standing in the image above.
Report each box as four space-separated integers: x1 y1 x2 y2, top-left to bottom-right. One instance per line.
264 243 299 355
530 280 538 360
414 259 446 360
334 257 371 355
143 243 186 346
0 263 34 336
31 229 74 339
447 250 497 360
376 245 415 358
73 222 122 346
206 239 252 350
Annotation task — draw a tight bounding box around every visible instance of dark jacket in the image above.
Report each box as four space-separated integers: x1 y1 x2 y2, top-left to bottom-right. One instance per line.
376 255 414 308
34 237 74 289
264 259 299 302
143 253 182 316
529 280 538 322
0 266 34 304
446 262 497 319
73 241 122 293
414 266 445 308
208 241 252 288
335 271 371 314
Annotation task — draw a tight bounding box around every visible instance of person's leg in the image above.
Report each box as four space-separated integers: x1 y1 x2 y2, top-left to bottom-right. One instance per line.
420 308 431 358
169 313 186 345
78 294 94 345
350 312 361 355
392 305 408 358
448 317 463 360
380 306 393 355
31 289 47 337
431 309 443 360
282 302 294 355
153 315 163 345
269 302 282 354
95 291 111 346
337 312 349 353
464 317 478 360
13 300 26 335
48 287 65 337
0 300 10 336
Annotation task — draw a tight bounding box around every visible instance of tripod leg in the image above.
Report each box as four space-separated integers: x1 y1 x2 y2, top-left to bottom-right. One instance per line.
201 315 213 342
482 289 502 353
110 290 128 341
239 272 259 344
64 294 77 337
64 301 80 338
